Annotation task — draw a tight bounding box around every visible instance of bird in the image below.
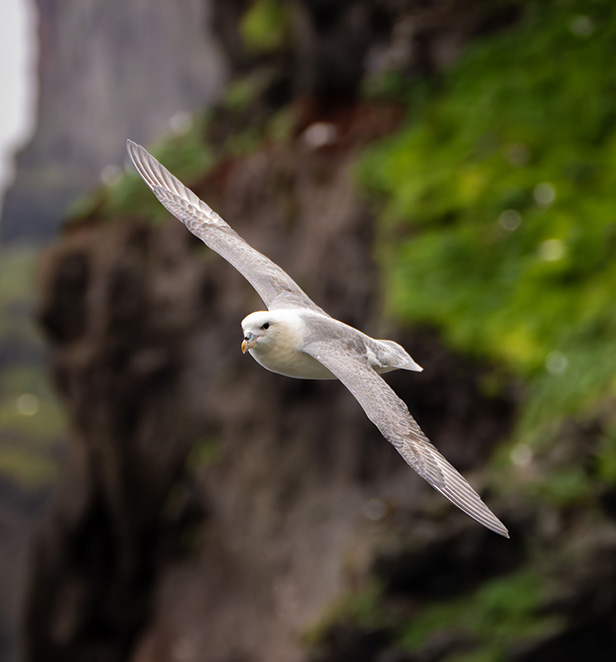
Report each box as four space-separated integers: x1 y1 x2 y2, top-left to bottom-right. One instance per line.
126 139 509 538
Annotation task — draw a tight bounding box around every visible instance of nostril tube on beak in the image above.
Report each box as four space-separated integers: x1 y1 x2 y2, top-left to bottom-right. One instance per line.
241 332 257 354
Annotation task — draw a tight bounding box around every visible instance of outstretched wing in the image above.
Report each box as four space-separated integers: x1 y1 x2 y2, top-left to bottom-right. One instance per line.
303 339 509 537
126 140 328 315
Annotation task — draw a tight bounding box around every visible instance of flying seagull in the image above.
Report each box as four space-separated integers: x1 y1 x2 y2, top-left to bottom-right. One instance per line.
126 140 509 538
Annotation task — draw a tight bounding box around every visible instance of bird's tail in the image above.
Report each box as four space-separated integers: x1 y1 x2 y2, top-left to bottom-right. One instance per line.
377 339 423 372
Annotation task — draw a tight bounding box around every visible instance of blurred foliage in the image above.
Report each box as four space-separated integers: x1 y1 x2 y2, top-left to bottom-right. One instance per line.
0 444 58 489
0 245 40 343
308 570 563 661
358 0 616 438
304 582 396 645
318 5 616 654
68 112 215 223
224 70 275 111
221 67 299 153
186 435 222 470
0 365 66 443
596 425 616 484
240 0 289 54
0 247 64 488
399 570 563 660
528 465 593 506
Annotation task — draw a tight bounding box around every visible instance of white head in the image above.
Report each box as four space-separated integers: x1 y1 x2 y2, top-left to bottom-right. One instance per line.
241 310 277 354
240 309 302 355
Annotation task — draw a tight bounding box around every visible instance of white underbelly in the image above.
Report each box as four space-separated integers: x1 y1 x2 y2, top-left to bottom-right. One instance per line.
249 347 337 380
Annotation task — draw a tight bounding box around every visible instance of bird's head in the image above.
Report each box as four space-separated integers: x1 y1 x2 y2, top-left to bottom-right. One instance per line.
241 311 276 354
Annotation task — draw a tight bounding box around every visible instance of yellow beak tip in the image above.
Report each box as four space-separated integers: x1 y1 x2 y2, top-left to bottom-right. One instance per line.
241 340 248 354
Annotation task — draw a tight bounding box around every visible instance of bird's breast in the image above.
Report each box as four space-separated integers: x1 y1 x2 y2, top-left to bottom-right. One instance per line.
248 345 336 380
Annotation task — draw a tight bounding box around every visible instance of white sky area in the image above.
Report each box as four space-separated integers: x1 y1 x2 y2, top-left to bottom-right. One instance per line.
0 0 37 212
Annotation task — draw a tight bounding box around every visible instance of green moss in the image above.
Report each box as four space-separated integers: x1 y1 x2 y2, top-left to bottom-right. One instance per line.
267 106 296 144
0 246 41 343
1 364 51 397
359 0 616 438
305 582 398 645
186 435 221 469
399 570 563 659
308 571 562 659
0 445 58 488
0 249 65 446
0 246 38 303
224 70 275 112
240 0 289 54
0 367 66 444
446 651 505 662
67 112 214 224
399 599 463 650
224 126 263 157
594 423 616 485
0 248 66 487
528 466 593 506
221 70 296 151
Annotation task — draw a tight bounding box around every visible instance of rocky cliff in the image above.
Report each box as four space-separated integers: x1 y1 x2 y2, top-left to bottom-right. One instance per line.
8 1 616 661
1 0 227 241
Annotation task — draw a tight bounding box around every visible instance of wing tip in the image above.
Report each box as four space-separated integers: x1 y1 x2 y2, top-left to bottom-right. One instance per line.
456 499 510 539
126 138 145 162
487 518 510 539
470 503 510 538
435 476 510 539
461 499 510 539
126 139 142 169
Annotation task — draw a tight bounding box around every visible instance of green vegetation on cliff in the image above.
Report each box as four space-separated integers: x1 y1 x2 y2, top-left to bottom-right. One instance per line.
360 0 616 446
311 2 616 659
0 247 64 488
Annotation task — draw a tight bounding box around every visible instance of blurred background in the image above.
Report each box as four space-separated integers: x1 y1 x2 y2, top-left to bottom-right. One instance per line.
1 1 616 661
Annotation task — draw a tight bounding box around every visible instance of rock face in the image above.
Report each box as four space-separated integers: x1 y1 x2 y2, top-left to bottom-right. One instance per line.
1 0 228 242
20 1 611 661
1 0 520 243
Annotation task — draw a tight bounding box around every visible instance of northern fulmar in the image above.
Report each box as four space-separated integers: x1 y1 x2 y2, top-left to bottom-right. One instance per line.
127 140 508 538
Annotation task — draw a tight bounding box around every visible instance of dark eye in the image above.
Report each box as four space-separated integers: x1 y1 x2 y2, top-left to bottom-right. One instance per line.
261 322 270 330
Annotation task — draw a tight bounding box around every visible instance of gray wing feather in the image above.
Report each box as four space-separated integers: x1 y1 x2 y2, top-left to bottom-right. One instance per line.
126 140 328 315
304 339 509 538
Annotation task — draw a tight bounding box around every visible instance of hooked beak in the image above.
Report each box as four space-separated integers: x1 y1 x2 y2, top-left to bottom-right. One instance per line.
241 333 257 354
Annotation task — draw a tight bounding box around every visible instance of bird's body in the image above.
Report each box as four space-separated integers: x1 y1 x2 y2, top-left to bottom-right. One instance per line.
243 310 336 380
241 309 422 380
127 140 509 538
